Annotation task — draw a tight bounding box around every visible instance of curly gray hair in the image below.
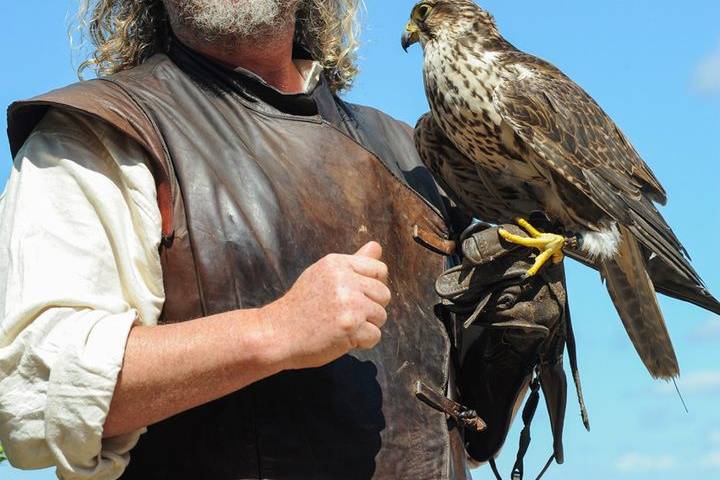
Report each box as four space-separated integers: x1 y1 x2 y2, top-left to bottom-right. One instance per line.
77 0 361 92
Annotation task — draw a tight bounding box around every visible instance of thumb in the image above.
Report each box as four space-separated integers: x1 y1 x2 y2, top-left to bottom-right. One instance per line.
354 241 382 259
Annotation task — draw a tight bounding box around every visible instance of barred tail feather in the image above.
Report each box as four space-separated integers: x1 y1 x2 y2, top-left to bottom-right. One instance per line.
600 226 679 379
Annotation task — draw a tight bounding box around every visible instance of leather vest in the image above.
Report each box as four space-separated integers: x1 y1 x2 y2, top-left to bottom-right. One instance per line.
8 42 470 480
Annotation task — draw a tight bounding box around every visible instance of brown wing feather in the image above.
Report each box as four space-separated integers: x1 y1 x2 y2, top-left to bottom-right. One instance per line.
415 113 508 222
414 113 541 224
498 53 666 203
493 53 704 287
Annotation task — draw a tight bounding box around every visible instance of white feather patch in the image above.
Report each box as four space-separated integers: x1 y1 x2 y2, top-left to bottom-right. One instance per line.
515 64 534 81
580 224 621 260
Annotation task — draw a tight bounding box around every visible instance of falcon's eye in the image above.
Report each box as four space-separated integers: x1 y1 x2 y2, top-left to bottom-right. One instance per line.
414 4 433 22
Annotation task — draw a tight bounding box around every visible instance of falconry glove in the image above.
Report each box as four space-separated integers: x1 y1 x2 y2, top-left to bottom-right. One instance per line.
434 222 590 480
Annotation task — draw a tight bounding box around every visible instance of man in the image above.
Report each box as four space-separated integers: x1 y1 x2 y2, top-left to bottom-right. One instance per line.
0 0 576 478
0 0 476 478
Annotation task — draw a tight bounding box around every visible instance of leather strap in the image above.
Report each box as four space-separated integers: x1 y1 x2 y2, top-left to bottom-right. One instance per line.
511 374 541 479
543 268 590 432
489 373 556 480
415 381 486 432
413 224 456 256
564 297 591 431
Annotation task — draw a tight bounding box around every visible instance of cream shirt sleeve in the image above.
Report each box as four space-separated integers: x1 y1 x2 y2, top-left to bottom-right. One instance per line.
0 108 165 479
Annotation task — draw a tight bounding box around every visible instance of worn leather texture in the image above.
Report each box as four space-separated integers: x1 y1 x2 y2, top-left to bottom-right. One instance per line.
8 41 471 479
436 224 570 467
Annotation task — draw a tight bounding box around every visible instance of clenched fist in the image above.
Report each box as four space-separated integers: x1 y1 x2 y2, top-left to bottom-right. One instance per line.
260 241 392 370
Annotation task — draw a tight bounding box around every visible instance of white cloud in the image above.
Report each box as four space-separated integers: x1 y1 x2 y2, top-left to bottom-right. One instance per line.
656 371 720 395
701 450 720 469
615 452 678 473
692 42 720 95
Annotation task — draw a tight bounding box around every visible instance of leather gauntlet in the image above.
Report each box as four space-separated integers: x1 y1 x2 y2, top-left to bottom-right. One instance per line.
435 223 589 475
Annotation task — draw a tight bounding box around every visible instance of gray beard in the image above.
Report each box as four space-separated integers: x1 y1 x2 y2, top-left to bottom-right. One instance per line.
165 0 300 43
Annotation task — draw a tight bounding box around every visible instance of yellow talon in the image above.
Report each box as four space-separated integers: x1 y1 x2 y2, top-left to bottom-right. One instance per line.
498 217 566 277
516 218 544 238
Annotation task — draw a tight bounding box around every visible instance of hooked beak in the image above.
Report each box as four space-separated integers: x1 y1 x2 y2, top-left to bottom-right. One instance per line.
401 21 420 52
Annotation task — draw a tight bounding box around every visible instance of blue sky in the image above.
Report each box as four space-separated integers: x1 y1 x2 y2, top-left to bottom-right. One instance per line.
1 1 719 479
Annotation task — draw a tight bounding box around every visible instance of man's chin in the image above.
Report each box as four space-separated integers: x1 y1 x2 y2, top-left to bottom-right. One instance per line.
164 0 299 42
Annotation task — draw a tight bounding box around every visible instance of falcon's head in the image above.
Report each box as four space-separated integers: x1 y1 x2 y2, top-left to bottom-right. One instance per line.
401 0 499 51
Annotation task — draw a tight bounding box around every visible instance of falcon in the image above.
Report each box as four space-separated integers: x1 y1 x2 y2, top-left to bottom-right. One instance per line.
401 0 720 379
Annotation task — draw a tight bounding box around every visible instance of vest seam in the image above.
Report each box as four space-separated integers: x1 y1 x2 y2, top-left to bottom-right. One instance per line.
97 77 176 206
225 95 326 124
104 77 211 317
185 86 295 293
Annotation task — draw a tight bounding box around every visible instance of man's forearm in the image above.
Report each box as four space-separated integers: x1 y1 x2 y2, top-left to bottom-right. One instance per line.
103 242 391 439
103 308 282 438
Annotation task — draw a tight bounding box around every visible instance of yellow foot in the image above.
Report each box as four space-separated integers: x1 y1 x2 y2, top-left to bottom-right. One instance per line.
498 218 566 277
